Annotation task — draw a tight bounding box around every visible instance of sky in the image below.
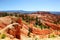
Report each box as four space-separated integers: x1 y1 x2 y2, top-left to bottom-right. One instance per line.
0 0 60 11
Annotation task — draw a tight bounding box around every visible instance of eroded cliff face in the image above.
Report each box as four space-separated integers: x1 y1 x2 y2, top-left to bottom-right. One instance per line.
0 11 60 40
